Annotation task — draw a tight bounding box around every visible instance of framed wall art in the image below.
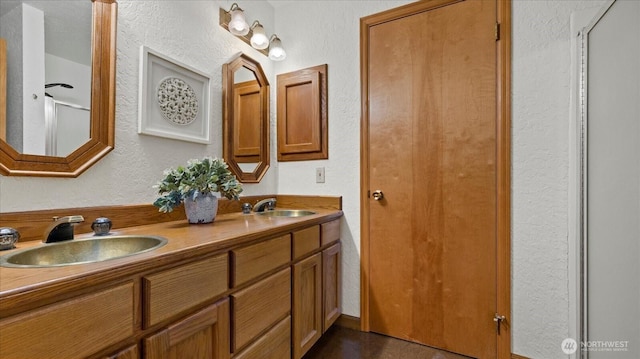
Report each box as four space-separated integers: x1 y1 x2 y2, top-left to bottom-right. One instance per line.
138 46 211 144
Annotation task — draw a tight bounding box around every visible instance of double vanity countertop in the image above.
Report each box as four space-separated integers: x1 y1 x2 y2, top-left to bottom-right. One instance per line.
0 208 343 315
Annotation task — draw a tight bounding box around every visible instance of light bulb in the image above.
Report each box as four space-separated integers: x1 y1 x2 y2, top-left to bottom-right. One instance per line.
250 23 269 50
228 8 249 36
268 37 286 61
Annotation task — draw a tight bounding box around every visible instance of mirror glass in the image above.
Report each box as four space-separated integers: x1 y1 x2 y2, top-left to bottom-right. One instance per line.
223 53 269 183
0 0 92 156
0 0 116 177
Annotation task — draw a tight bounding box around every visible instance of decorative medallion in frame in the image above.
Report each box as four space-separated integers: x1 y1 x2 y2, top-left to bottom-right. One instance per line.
138 46 211 144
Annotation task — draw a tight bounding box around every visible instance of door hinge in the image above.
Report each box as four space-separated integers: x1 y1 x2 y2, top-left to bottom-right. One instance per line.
493 313 506 334
495 22 501 41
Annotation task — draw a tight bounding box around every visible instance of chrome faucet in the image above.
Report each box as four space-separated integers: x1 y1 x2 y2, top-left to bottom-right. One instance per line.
43 215 84 243
253 198 276 212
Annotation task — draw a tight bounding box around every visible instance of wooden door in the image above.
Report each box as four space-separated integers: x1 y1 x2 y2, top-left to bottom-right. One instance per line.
361 0 510 358
292 253 322 359
144 298 230 359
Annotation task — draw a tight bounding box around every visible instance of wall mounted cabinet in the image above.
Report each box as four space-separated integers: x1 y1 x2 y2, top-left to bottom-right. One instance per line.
277 64 328 162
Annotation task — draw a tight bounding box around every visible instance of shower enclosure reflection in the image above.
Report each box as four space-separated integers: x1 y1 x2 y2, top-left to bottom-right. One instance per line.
0 0 91 156
44 96 90 156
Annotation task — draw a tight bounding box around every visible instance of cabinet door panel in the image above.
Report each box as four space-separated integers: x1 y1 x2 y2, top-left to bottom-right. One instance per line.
144 298 230 359
293 253 322 359
323 242 341 332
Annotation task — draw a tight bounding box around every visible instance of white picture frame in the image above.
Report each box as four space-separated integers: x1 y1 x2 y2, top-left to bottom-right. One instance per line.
138 46 211 144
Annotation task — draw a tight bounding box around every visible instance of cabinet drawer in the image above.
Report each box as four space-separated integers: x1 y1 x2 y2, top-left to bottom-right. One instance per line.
232 234 291 287
234 316 291 359
143 254 228 327
232 268 291 351
0 282 135 359
321 219 340 246
293 225 320 259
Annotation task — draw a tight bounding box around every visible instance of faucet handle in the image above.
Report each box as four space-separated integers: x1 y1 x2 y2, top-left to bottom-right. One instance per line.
92 217 112 236
0 227 20 250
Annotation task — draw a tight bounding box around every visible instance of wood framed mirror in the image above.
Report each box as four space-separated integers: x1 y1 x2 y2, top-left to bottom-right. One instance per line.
0 0 117 177
222 53 269 183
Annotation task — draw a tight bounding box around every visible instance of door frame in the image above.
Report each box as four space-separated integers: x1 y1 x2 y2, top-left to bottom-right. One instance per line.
359 0 512 358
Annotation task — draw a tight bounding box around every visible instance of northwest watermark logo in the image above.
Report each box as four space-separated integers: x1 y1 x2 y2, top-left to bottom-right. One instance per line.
562 338 578 354
562 338 629 354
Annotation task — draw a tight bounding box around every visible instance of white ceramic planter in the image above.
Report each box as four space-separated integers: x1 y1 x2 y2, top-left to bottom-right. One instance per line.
184 192 219 224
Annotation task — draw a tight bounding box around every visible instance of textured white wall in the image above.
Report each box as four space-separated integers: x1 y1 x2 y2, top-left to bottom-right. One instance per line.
0 0 278 212
512 1 606 358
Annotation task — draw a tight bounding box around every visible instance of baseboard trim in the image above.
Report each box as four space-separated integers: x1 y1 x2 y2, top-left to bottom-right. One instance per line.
335 314 361 330
512 354 531 359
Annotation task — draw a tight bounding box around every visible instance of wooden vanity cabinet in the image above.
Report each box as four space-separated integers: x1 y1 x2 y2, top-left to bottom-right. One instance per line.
0 215 341 359
144 298 230 359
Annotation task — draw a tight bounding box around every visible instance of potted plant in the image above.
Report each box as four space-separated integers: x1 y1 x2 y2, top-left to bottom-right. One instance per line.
153 157 243 223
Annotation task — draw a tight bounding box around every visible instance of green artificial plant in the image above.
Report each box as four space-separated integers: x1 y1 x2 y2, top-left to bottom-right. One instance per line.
153 157 243 213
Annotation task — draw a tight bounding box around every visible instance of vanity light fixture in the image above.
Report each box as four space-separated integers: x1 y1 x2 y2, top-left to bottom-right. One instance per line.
268 35 286 61
250 21 269 50
227 3 249 36
219 3 286 60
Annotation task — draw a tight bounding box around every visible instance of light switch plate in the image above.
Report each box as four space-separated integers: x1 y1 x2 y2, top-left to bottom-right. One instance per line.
316 167 325 183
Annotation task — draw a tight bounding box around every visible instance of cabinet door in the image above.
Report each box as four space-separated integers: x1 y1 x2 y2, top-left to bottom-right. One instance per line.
323 242 341 332
144 298 230 359
104 345 139 359
293 253 322 359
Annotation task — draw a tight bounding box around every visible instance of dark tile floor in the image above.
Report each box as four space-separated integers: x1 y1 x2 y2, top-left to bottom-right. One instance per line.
303 326 473 359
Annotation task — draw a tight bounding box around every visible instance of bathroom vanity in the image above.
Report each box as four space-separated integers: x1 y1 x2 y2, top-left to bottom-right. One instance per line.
0 201 342 359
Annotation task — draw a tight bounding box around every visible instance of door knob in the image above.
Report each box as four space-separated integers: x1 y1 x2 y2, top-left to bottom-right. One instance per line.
372 190 384 201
